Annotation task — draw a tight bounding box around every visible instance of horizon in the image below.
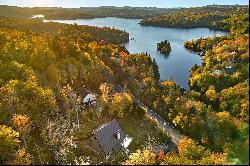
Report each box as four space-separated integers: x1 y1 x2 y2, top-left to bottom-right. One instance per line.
0 0 249 8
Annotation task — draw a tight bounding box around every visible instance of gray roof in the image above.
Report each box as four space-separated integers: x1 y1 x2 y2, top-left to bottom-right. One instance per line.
212 70 222 75
92 120 126 155
225 66 236 74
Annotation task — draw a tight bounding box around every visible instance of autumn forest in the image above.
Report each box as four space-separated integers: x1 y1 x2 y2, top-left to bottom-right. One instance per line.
0 3 249 165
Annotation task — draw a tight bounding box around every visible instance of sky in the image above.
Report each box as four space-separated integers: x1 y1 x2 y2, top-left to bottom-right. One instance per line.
0 0 249 8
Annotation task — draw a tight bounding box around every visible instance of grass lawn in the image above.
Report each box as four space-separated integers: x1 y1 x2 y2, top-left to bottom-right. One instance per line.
118 113 169 151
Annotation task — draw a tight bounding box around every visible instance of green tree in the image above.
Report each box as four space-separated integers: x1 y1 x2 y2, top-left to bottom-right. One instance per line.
46 63 61 86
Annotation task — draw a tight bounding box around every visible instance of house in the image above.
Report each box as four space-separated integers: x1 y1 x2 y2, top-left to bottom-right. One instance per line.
230 51 237 57
228 59 237 63
114 54 122 62
88 120 128 158
83 93 97 106
224 66 236 75
212 70 222 75
227 59 242 64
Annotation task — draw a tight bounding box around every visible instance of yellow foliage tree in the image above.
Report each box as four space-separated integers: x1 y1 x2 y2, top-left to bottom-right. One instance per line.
0 125 20 163
110 92 133 118
123 148 156 165
205 89 217 101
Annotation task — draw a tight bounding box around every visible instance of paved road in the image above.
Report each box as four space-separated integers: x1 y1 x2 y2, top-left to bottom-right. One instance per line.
132 96 186 146
116 85 186 145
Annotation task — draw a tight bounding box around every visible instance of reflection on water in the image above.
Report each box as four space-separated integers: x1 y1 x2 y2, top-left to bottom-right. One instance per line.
158 52 171 59
49 17 227 90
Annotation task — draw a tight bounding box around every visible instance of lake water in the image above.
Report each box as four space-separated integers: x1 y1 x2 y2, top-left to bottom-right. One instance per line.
48 17 227 90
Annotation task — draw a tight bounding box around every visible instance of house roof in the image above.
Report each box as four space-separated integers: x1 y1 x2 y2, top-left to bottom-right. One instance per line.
83 93 96 103
92 120 126 155
225 66 236 74
212 70 222 75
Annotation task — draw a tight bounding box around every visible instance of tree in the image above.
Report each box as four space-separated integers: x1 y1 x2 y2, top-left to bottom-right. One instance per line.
123 148 157 165
12 114 30 135
178 138 206 160
41 116 78 165
219 80 249 121
109 92 133 118
46 63 61 86
6 148 32 165
205 89 217 101
99 82 114 103
206 111 238 151
0 79 56 124
161 138 227 165
0 125 20 163
119 51 129 60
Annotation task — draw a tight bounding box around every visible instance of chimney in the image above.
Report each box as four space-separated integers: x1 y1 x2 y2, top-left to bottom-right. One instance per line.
117 130 120 140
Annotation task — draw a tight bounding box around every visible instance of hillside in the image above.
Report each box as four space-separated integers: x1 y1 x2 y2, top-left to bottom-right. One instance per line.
0 5 174 20
0 17 166 164
0 5 249 165
140 5 249 30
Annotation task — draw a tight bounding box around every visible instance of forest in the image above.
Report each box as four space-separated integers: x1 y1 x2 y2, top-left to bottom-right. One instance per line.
0 4 249 165
0 5 173 20
0 16 166 164
125 12 249 163
140 5 249 30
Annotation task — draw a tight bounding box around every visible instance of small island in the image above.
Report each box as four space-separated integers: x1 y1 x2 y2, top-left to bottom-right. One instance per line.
157 40 172 54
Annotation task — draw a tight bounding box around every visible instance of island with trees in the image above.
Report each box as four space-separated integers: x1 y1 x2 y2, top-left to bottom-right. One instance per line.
157 40 172 54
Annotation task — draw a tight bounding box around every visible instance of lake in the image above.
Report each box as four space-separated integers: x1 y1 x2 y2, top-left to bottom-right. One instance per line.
48 17 227 90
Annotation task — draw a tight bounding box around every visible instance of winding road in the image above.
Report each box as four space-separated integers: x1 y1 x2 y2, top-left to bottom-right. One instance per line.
132 96 186 146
